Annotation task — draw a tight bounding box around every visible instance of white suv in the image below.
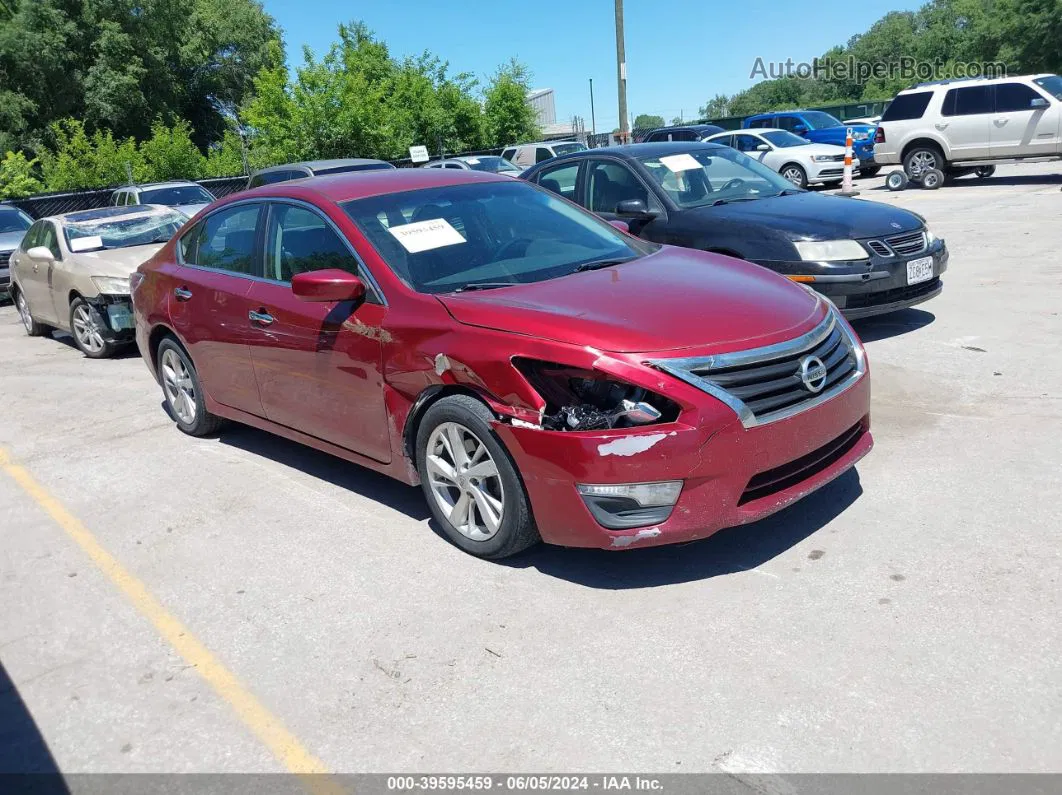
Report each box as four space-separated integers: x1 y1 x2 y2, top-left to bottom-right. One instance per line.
873 74 1062 178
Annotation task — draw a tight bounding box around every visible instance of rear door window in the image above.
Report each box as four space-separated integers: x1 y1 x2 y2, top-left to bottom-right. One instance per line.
185 204 262 275
943 86 992 116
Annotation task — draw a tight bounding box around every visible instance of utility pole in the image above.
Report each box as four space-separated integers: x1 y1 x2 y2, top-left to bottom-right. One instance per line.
614 0 628 144
589 78 597 140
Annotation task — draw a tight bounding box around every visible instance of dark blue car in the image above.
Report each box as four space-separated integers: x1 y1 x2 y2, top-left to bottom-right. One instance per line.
743 111 879 176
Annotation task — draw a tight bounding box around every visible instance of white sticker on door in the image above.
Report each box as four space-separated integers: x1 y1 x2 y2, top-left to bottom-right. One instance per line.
658 153 702 172
387 218 466 253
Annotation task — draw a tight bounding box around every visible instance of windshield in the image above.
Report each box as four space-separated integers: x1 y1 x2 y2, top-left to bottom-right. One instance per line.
463 156 521 173
344 181 649 294
140 185 214 206
801 111 843 130
551 143 588 156
638 147 797 209
65 209 186 250
761 130 810 148
1033 75 1062 100
0 207 33 234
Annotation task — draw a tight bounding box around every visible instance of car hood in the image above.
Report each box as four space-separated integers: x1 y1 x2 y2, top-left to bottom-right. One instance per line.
0 230 27 251
807 124 875 144
795 142 849 157
687 192 924 240
174 202 209 218
71 244 165 277
436 247 826 354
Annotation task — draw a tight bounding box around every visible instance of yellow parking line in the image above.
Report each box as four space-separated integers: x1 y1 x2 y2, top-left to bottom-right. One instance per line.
0 446 340 789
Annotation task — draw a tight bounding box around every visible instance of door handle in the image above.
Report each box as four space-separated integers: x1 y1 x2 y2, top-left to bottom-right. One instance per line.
173 286 193 301
248 309 275 326
994 118 1008 125
934 123 949 130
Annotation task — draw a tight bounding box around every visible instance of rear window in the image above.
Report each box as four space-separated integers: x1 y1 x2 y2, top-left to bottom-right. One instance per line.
882 92 932 121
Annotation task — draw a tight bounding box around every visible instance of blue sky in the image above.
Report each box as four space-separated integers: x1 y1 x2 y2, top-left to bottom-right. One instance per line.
265 0 924 129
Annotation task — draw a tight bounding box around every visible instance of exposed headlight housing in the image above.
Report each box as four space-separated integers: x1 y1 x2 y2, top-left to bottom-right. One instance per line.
91 276 131 295
793 240 868 262
577 481 683 529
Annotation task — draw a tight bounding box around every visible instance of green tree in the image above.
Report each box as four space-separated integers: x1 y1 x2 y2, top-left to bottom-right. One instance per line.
633 114 665 129
204 129 249 177
483 59 539 147
0 150 42 199
698 94 732 118
140 119 206 181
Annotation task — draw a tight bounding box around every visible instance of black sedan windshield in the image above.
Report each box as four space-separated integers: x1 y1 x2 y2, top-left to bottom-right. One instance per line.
0 207 33 234
638 147 796 208
345 181 647 294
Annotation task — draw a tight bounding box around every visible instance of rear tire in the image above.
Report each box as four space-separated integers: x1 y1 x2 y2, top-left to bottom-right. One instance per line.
975 165 996 178
416 395 539 559
156 337 224 437
14 288 48 337
69 297 116 359
780 164 808 189
903 144 945 180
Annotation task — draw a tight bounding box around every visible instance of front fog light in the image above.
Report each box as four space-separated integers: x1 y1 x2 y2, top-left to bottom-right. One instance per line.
577 481 683 530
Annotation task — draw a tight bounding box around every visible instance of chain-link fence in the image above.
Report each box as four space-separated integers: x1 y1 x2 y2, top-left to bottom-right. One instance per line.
2 176 249 219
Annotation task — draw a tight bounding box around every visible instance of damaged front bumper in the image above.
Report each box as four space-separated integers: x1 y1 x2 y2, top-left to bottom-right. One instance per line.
87 294 136 342
493 373 872 550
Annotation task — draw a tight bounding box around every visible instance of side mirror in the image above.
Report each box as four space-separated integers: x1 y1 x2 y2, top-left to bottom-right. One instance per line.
608 219 630 234
1030 97 1049 109
27 246 53 262
792 124 808 134
615 198 658 219
291 269 366 303
755 143 771 152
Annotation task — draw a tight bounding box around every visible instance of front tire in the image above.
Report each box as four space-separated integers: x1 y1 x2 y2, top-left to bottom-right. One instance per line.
780 164 808 189
416 395 539 559
156 337 224 437
14 288 48 337
70 297 116 358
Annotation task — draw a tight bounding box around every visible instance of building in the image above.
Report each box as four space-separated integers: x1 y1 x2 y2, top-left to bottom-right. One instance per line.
527 88 582 141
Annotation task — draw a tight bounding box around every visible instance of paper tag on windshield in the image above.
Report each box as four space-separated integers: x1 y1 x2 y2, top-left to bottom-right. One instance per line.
387 218 466 253
69 235 104 252
659 153 701 172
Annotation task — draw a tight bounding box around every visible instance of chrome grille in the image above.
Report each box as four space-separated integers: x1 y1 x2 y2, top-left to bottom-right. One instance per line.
866 240 891 257
648 310 865 428
884 230 926 256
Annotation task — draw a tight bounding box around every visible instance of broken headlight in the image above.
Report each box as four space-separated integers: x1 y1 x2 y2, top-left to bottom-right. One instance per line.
513 358 680 432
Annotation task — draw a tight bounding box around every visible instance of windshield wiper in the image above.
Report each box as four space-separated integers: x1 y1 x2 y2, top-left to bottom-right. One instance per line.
570 257 634 274
451 282 516 293
710 196 760 206
775 188 803 196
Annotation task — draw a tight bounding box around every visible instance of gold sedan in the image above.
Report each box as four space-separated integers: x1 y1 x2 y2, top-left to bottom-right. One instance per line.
10 205 186 358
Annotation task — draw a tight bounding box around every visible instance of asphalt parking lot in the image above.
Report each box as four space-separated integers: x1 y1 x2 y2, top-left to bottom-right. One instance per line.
1 162 1060 776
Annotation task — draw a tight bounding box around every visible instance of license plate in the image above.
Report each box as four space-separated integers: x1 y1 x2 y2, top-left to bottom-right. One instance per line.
906 256 934 285
107 304 134 330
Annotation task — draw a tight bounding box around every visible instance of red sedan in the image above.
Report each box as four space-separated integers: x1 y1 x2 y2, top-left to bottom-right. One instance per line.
131 169 872 558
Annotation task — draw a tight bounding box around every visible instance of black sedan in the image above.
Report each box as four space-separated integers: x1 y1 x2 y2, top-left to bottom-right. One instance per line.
521 142 948 319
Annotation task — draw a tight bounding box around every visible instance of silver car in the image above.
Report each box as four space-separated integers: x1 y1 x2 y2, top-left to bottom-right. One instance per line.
110 181 216 218
0 204 34 297
421 156 523 175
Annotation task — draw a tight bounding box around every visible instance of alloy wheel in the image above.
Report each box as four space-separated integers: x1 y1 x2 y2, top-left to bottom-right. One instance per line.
782 167 804 185
160 348 197 424
909 150 938 175
425 422 505 541
72 303 105 354
16 291 33 333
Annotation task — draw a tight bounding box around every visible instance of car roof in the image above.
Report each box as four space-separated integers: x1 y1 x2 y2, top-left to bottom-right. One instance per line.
903 72 1057 91
237 167 513 204
529 141 728 163
251 158 393 176
124 181 201 192
53 204 178 224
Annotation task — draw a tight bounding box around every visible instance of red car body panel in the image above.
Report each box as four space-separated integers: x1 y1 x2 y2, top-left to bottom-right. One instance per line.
133 170 873 550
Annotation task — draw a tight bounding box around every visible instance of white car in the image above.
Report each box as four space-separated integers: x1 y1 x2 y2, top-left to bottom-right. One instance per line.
704 129 858 188
873 74 1062 178
110 181 216 219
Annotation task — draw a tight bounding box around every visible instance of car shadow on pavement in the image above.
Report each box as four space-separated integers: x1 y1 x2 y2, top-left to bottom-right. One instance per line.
503 468 863 589
216 424 432 522
49 332 141 359
0 659 69 789
850 308 935 342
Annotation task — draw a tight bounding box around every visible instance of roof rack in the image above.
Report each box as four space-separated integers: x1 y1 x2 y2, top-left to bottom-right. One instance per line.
912 76 982 88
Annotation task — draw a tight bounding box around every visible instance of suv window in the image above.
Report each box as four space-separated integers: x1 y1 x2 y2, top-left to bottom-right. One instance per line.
184 204 261 274
501 148 517 162
587 160 649 213
748 118 771 129
265 204 359 282
881 91 933 121
994 82 1042 112
943 85 992 116
535 162 580 200
535 147 554 163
